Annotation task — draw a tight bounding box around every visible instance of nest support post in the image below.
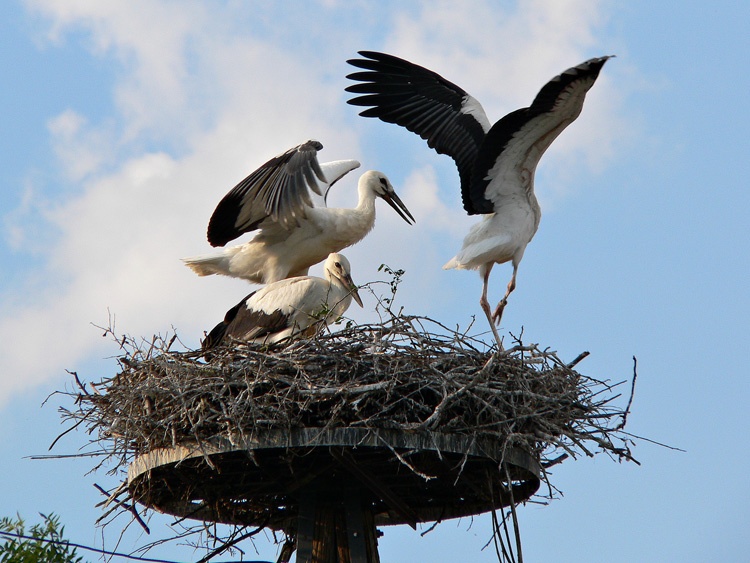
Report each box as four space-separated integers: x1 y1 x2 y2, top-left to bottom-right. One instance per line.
296 483 380 563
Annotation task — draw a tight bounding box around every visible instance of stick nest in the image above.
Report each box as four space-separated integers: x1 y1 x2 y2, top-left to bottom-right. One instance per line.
60 314 637 482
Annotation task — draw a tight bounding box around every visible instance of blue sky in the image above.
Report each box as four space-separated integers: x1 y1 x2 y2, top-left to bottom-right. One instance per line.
1 1 749 562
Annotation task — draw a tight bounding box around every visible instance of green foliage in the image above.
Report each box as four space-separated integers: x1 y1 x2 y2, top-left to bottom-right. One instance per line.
377 264 405 309
0 514 84 563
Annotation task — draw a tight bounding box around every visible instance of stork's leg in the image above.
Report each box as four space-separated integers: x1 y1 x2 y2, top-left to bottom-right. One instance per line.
492 262 518 326
479 263 503 349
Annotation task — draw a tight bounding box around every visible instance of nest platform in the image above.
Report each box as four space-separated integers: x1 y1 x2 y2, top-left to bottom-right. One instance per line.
128 428 540 530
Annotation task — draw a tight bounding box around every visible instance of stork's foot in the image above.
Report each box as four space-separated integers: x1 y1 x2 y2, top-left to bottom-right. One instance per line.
492 299 507 326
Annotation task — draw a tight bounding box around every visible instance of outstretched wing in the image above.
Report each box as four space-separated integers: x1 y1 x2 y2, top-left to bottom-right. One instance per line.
207 140 327 247
471 56 612 212
346 51 490 212
313 159 361 207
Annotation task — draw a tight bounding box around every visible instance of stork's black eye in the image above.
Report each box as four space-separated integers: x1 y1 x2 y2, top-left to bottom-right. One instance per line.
335 262 341 268
379 178 387 186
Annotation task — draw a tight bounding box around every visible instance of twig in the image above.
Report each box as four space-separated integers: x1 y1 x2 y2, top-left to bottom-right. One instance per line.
616 356 639 431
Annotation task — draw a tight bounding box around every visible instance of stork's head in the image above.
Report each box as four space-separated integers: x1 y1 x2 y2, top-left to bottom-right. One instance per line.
360 170 415 225
324 253 363 307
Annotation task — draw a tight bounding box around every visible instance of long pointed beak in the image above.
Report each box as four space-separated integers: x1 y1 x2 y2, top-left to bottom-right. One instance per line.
383 191 416 225
344 273 364 307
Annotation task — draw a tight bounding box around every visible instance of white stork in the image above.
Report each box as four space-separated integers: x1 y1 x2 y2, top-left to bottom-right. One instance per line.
203 252 363 348
346 52 612 343
183 140 414 284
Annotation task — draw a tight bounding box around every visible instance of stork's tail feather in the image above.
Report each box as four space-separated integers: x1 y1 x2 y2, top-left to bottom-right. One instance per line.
443 257 457 270
202 321 228 350
182 254 229 277
443 256 466 270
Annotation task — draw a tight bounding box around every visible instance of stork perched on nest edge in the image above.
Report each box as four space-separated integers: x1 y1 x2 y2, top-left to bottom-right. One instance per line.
203 252 363 349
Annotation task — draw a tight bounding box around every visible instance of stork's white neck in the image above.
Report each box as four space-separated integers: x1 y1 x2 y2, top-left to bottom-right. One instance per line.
355 171 381 213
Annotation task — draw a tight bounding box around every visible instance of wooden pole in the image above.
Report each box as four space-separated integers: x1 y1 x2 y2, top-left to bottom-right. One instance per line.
295 485 380 563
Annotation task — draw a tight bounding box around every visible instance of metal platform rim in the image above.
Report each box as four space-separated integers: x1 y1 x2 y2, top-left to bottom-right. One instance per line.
128 427 541 484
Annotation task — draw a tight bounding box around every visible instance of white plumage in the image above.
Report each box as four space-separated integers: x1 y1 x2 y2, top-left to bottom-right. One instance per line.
347 52 612 343
183 140 414 284
203 253 363 348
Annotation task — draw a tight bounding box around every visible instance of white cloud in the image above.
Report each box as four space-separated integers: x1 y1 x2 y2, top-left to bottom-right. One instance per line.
47 110 114 181
0 0 634 405
30 1 212 139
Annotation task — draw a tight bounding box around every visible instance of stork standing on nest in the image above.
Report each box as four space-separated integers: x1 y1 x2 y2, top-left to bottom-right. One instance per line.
346 52 612 344
183 140 414 284
203 252 363 348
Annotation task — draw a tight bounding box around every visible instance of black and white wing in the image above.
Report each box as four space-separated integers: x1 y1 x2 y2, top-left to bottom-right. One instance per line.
201 289 267 349
346 51 491 213
207 140 328 247
202 281 300 349
312 159 361 207
471 56 612 211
